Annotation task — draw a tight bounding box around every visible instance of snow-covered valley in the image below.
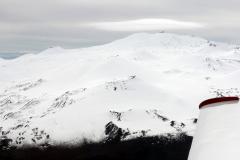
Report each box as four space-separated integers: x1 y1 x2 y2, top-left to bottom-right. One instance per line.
1 32 240 148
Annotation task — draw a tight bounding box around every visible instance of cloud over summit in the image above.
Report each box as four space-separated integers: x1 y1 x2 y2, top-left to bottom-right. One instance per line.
0 0 239 52
87 19 205 31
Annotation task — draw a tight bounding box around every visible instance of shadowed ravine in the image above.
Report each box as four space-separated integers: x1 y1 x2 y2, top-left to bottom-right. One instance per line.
0 133 192 160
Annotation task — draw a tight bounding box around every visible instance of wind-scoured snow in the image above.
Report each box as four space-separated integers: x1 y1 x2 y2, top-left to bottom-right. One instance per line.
0 32 240 147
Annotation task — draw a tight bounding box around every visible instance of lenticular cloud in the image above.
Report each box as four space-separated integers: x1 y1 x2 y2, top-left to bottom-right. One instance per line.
86 18 205 31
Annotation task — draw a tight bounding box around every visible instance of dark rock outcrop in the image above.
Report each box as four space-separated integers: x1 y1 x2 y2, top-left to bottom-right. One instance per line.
105 122 130 143
0 136 12 150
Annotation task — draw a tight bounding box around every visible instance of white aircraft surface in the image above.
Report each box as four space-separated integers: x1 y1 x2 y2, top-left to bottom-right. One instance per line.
188 96 240 160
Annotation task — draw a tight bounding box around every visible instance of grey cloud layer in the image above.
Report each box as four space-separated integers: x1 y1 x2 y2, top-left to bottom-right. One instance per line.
0 0 240 52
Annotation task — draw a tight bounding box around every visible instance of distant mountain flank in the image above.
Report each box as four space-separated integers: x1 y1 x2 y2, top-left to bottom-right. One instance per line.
0 52 30 60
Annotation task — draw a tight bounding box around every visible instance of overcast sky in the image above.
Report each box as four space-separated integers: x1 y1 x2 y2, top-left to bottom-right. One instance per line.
0 0 240 53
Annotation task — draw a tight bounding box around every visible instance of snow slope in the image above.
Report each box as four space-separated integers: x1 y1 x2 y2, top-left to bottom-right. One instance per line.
0 33 240 147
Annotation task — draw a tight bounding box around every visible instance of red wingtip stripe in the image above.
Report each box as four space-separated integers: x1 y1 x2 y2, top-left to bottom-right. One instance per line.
199 97 239 109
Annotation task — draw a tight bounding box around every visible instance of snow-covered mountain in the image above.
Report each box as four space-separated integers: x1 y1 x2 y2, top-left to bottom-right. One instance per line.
1 32 240 147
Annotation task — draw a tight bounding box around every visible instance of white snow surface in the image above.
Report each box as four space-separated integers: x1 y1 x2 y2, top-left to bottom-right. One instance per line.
0 33 240 146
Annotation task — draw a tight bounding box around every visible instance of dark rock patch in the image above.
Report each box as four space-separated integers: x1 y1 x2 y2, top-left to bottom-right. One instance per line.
0 137 12 150
104 121 130 143
193 118 198 124
109 111 123 121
